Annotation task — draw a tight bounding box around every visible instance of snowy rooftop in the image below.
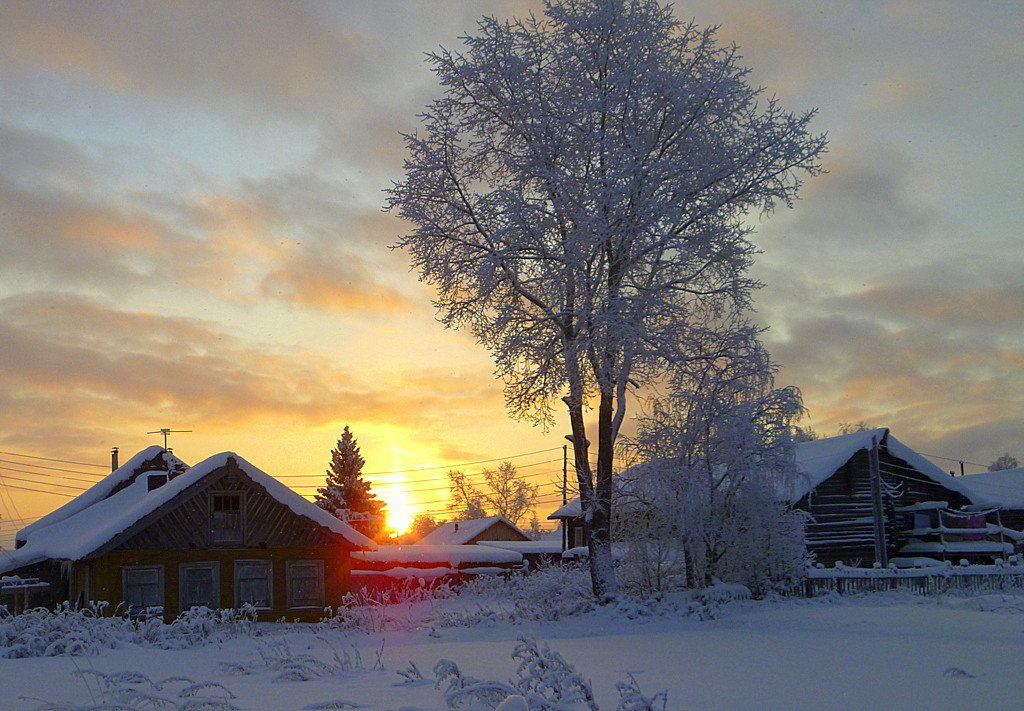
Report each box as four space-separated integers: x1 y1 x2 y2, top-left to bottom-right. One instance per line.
416 516 528 545
788 428 982 504
353 544 522 566
957 468 1024 509
0 450 373 575
16 446 186 544
478 528 563 554
547 498 582 519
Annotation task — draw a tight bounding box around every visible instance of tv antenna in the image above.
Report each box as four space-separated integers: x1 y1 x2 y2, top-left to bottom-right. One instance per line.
147 428 192 449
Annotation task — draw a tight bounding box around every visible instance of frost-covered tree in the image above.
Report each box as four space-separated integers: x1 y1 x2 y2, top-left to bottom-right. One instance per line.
448 469 489 520
626 336 808 593
448 462 539 524
315 426 385 539
388 0 825 598
988 454 1020 472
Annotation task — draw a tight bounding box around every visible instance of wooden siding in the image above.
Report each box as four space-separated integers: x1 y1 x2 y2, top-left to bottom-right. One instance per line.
797 444 973 566
80 546 351 621
106 463 341 553
467 520 532 544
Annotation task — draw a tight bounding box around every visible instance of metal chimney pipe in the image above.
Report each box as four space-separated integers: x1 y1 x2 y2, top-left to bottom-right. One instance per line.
111 446 119 472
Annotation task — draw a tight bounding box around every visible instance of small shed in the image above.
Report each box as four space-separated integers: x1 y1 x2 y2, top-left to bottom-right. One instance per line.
416 516 531 546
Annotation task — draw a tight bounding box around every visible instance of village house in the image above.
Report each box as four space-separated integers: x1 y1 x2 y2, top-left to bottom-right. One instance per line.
547 429 1021 567
0 447 373 620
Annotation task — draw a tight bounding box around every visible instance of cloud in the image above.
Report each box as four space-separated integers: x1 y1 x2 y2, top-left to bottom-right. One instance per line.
0 1 370 115
0 293 506 460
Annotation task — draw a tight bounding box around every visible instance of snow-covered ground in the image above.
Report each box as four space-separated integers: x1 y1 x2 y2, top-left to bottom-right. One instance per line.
3 593 1024 710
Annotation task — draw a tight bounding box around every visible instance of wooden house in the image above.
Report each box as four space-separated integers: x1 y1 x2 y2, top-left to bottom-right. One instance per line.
544 429 1020 568
415 515 532 546
958 468 1024 535
0 447 373 620
789 428 1016 566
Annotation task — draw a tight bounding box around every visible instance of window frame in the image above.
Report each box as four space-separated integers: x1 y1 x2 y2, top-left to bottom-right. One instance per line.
178 561 220 611
210 490 246 546
286 560 325 610
122 564 164 614
233 559 273 610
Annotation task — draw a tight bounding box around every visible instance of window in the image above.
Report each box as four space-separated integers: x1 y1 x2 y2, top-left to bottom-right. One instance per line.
180 562 220 610
123 565 163 613
287 560 325 609
234 560 272 609
211 493 244 545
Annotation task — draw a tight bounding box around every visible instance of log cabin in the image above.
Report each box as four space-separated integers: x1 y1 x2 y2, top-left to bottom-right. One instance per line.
0 447 373 620
546 429 1019 567
790 428 1016 566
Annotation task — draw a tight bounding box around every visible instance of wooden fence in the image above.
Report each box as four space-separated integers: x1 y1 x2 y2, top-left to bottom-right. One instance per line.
800 566 1024 597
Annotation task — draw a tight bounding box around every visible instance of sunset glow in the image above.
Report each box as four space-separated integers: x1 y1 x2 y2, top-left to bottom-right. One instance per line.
0 2 1021 550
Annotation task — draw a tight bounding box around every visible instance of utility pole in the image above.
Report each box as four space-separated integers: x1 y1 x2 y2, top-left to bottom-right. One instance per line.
562 443 568 553
147 428 192 450
868 436 888 567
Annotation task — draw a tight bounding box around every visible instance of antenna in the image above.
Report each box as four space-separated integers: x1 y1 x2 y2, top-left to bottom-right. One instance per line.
146 428 192 449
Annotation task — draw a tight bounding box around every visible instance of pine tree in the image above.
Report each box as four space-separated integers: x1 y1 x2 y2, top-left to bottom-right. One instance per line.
315 426 385 539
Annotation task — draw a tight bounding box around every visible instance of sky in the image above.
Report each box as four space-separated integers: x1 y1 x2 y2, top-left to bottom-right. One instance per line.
0 0 1021 543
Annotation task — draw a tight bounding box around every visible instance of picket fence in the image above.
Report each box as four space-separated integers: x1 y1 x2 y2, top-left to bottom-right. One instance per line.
800 563 1024 597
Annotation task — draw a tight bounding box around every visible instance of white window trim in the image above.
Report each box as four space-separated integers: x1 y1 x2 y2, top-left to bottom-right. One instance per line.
122 564 164 613
286 560 326 610
233 559 273 610
179 561 220 611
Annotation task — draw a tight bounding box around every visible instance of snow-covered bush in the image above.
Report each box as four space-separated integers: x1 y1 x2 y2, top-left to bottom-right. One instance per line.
625 337 809 596
318 582 455 633
219 636 364 682
441 563 595 625
433 635 663 710
0 603 258 658
24 668 240 711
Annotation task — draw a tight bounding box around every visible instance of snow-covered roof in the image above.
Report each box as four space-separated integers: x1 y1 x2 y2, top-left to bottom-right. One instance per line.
547 498 581 519
477 539 563 554
353 544 522 566
16 446 186 544
957 468 1024 509
416 516 529 545
0 451 373 575
787 428 981 504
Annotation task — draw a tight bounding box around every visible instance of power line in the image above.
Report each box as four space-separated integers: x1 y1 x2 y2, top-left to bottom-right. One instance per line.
0 458 104 478
0 482 78 498
0 464 102 486
0 450 108 469
0 474 88 492
289 461 564 494
278 446 565 480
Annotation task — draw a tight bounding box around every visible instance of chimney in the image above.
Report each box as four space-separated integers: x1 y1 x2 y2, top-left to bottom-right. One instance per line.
453 523 459 532
111 447 119 472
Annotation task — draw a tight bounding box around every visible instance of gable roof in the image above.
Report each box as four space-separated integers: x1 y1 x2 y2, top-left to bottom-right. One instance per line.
16 446 187 545
788 428 980 504
416 516 529 545
0 450 373 575
958 468 1024 509
548 498 582 520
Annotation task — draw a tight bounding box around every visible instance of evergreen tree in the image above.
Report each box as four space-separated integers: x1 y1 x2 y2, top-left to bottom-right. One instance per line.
315 426 385 539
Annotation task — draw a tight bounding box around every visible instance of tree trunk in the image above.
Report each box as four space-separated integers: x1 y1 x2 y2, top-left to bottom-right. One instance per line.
586 386 619 601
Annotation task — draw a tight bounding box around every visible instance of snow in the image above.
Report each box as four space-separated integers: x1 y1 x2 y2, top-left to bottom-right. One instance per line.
477 539 564 554
958 468 1024 509
15 446 184 544
547 499 581 519
353 545 523 567
4 594 1024 710
416 516 528 545
788 428 983 504
0 451 373 575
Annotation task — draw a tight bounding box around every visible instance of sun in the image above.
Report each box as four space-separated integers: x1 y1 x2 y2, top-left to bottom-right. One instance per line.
380 484 416 535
